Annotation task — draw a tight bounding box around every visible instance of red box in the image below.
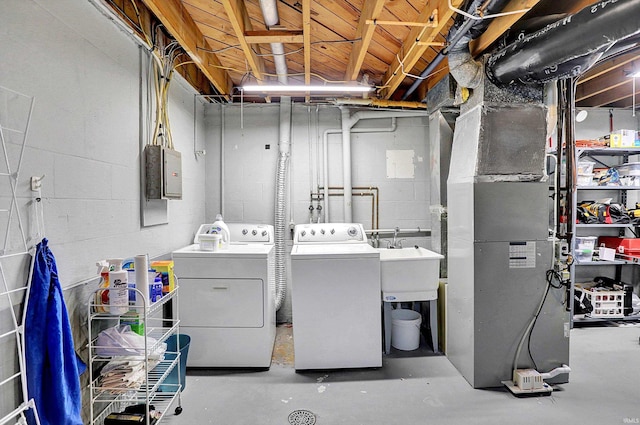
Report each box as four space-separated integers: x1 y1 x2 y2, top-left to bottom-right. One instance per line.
598 237 640 256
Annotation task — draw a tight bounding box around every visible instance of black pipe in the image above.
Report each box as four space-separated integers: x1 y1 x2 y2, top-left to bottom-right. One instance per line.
486 0 640 86
401 0 509 100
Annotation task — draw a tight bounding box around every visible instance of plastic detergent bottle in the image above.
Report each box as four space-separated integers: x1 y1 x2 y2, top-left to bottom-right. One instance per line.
108 259 129 315
212 214 230 249
95 260 110 313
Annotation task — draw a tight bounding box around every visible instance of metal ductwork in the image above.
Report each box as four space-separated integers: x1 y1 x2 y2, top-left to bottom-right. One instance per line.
486 0 640 86
259 0 288 84
402 0 510 100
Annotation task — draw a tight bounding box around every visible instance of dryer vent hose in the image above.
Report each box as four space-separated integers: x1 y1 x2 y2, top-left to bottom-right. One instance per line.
274 152 289 311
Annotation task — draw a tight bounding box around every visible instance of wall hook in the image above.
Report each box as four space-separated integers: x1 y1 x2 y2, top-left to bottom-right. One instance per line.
30 174 45 191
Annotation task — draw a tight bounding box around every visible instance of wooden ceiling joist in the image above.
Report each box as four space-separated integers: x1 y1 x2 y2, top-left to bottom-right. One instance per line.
578 51 640 85
469 0 543 57
576 59 640 102
344 0 387 82
577 80 640 108
379 0 461 99
220 0 267 83
244 30 304 44
140 0 233 97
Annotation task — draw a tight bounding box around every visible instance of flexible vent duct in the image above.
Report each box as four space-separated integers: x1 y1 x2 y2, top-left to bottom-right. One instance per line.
402 0 509 100
486 0 640 86
274 96 292 311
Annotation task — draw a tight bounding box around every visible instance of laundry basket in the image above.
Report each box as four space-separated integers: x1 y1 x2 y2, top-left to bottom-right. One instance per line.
159 334 191 392
391 309 422 351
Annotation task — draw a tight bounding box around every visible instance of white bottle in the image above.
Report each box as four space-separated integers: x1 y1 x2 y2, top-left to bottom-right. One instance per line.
212 214 230 249
108 258 129 315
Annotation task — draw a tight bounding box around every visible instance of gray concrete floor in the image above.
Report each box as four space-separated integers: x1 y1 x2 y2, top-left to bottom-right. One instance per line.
165 324 640 425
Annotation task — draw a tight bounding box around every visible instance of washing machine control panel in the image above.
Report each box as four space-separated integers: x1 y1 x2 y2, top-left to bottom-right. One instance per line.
294 223 367 244
195 223 274 244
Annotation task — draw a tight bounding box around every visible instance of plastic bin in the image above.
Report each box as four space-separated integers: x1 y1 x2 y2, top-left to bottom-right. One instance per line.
577 174 595 186
159 334 191 392
391 309 422 351
577 161 595 175
584 289 624 318
574 236 597 262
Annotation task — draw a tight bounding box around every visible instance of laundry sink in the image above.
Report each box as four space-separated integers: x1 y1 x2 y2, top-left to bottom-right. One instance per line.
376 247 444 300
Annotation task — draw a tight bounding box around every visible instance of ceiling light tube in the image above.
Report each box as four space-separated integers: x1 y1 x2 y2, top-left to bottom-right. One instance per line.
242 84 374 93
630 71 640 78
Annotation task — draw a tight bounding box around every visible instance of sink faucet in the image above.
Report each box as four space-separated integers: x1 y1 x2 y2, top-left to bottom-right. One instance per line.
391 227 400 248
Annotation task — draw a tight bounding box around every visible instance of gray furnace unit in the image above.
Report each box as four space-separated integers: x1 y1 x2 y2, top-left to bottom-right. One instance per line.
447 103 570 388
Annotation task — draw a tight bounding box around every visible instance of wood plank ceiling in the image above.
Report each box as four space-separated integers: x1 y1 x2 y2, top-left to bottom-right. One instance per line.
104 0 640 110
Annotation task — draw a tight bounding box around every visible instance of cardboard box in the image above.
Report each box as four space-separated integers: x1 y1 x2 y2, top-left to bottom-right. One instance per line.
610 129 636 148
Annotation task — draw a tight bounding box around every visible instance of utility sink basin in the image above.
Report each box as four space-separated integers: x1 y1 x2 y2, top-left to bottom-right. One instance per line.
377 247 444 301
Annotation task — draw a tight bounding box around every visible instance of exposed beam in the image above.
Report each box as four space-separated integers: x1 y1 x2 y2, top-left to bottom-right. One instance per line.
577 80 640 107
469 0 542 57
380 0 460 99
365 19 438 27
344 0 386 82
220 0 267 83
576 58 640 102
139 0 233 96
244 30 304 44
578 51 640 85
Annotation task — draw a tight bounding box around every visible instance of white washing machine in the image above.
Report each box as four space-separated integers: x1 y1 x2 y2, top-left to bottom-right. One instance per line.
290 223 381 370
172 224 275 368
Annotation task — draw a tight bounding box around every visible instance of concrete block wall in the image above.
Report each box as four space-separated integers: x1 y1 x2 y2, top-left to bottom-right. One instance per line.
205 103 431 321
0 0 206 421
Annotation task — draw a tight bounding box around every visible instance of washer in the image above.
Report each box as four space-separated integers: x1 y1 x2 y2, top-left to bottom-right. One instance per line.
290 223 381 370
172 224 275 368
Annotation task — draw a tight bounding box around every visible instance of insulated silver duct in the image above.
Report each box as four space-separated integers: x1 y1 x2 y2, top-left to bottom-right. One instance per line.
402 0 510 100
259 0 288 84
274 96 292 311
486 0 640 86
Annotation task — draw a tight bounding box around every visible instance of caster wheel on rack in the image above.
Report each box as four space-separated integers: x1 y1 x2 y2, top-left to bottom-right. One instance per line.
175 406 183 415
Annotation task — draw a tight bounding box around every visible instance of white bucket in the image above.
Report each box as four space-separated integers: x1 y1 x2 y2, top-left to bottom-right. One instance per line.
391 308 422 351
199 234 221 251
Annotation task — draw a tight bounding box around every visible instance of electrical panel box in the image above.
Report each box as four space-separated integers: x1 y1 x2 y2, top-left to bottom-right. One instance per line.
145 145 182 200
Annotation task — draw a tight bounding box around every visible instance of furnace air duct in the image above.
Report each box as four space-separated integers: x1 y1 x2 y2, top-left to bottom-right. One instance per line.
401 0 510 100
486 0 640 86
274 96 292 311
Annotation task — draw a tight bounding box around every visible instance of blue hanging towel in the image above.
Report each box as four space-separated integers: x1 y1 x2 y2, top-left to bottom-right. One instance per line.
25 238 85 425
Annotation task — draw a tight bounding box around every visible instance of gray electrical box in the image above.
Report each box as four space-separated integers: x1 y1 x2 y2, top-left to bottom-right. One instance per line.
145 145 182 200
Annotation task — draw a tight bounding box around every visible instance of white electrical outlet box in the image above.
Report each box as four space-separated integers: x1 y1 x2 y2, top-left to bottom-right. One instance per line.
145 145 182 200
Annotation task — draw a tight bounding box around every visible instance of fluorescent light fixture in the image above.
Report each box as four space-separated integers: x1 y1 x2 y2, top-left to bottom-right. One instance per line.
241 84 374 93
630 71 640 78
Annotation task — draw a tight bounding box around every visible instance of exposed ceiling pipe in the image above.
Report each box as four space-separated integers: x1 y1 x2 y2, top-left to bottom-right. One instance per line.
339 108 428 222
401 0 510 100
259 0 288 84
486 0 640 86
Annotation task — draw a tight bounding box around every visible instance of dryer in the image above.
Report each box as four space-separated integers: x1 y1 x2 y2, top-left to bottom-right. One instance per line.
290 223 381 370
172 224 275 368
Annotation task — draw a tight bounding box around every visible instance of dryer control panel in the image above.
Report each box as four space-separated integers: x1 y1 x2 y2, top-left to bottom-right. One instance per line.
293 223 367 244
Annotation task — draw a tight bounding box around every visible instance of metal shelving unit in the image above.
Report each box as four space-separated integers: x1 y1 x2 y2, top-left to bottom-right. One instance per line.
87 287 182 425
571 146 640 325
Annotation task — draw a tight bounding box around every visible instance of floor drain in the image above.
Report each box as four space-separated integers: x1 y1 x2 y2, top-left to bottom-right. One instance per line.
288 410 316 425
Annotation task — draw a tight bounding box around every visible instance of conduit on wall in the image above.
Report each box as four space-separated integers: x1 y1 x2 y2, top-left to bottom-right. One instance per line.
274 96 291 311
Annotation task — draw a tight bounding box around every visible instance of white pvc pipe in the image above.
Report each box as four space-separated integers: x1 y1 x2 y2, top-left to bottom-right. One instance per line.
540 365 571 380
341 108 353 222
333 108 428 223
322 118 398 223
